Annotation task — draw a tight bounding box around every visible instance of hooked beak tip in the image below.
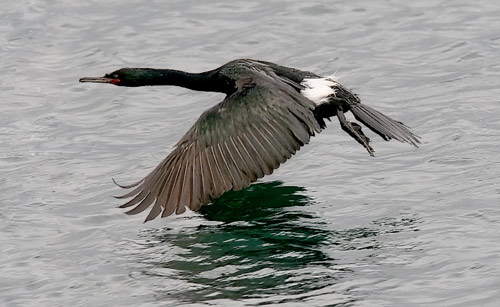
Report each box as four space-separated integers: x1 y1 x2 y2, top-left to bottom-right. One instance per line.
79 76 118 84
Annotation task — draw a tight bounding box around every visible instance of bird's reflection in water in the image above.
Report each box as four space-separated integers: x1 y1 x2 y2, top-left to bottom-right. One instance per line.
135 181 419 304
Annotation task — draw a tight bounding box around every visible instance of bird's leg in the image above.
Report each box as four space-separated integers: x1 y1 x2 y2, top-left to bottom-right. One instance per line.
337 109 375 156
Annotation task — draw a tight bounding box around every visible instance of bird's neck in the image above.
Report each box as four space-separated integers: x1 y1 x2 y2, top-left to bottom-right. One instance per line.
132 68 230 93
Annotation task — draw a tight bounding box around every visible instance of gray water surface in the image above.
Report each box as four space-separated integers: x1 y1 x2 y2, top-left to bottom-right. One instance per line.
1 1 500 306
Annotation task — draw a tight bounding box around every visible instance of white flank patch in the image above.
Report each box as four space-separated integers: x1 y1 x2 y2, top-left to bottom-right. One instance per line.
300 76 339 105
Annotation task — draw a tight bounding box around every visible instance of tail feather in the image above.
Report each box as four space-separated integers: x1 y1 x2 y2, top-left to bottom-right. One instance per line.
349 104 421 147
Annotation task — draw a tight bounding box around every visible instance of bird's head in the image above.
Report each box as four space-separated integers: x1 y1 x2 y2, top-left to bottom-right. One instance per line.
80 68 152 87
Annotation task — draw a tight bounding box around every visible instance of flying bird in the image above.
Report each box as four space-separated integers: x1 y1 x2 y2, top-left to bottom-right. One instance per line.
80 59 420 222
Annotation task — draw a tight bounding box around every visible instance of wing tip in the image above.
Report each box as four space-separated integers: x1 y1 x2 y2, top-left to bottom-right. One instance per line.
112 177 143 189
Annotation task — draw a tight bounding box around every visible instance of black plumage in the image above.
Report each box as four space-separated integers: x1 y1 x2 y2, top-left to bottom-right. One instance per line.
80 59 420 222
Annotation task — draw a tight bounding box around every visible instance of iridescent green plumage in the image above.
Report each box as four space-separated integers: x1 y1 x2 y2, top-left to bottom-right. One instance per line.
80 59 420 222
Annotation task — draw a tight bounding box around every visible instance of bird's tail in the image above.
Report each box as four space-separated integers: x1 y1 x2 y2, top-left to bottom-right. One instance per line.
349 103 421 148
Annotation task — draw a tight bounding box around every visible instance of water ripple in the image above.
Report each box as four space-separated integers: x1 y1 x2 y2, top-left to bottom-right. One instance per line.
2 0 500 306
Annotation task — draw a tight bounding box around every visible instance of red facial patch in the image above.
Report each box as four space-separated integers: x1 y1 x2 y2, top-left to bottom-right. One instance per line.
111 79 120 85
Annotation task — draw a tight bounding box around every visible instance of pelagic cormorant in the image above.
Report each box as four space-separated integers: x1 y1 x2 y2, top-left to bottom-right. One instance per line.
80 59 420 222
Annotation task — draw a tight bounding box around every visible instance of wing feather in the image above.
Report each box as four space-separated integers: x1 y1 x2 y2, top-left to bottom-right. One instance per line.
190 145 201 207
254 125 286 164
222 141 249 190
241 132 273 175
234 134 263 180
210 145 232 194
178 145 195 213
267 117 301 153
122 190 152 214
246 127 277 171
260 123 289 163
158 157 184 218
216 143 239 189
199 148 215 203
141 154 182 221
172 153 189 215
227 137 256 182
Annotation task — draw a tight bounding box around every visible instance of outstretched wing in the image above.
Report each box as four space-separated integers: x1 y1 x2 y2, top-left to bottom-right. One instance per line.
114 75 321 222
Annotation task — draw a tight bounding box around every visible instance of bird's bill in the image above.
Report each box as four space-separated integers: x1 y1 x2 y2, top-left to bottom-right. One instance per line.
79 76 118 84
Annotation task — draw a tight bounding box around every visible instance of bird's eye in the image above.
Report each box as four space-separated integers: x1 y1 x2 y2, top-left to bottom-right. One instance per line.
113 74 119 79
